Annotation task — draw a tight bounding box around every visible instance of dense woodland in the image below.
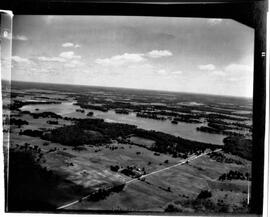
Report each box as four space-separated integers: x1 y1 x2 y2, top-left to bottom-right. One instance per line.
223 136 252 160
7 148 88 211
218 170 250 181
10 118 29 127
37 118 221 157
10 100 60 111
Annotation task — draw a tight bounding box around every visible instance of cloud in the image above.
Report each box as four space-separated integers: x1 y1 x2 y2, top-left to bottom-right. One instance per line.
38 51 83 70
157 69 168 76
95 53 145 66
207 19 223 25
39 51 81 63
198 63 252 77
64 59 82 68
197 63 252 79
38 56 66 62
127 63 154 70
212 70 225 76
198 64 216 71
13 35 28 41
62 42 80 48
171 70 182 75
147 50 173 58
228 77 239 82
225 63 252 74
12 56 31 63
224 64 253 82
59 51 81 59
62 42 74 47
95 50 173 67
4 34 28 41
156 69 182 76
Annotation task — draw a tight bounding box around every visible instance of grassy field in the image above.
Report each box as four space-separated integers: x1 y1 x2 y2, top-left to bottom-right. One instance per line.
128 136 155 148
65 152 250 212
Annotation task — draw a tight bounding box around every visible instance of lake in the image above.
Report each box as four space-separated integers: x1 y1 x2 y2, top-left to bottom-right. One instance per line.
20 102 226 145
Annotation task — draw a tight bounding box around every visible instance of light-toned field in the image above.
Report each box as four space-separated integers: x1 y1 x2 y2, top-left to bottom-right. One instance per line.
66 152 250 212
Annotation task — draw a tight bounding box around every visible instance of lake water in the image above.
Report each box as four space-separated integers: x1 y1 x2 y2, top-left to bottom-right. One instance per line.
20 102 226 145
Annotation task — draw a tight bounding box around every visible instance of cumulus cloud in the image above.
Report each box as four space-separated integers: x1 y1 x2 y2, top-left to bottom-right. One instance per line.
95 50 173 67
224 63 253 82
207 19 223 25
198 63 252 79
62 42 74 47
59 51 81 59
62 42 80 48
5 34 28 41
157 69 168 76
64 59 82 68
13 35 28 41
171 70 182 75
156 69 182 76
198 64 216 71
38 51 81 63
212 70 225 76
228 77 239 82
38 56 66 62
95 53 145 66
147 50 173 58
12 56 31 63
225 63 252 74
38 51 83 69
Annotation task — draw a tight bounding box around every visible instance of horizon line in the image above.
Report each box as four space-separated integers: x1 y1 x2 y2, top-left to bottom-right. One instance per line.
3 79 253 99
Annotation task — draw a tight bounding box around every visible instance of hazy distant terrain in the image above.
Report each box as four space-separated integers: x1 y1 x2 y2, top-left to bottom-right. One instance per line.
3 80 252 213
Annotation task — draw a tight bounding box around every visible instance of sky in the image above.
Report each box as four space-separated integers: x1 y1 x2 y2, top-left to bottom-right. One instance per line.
8 15 254 97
